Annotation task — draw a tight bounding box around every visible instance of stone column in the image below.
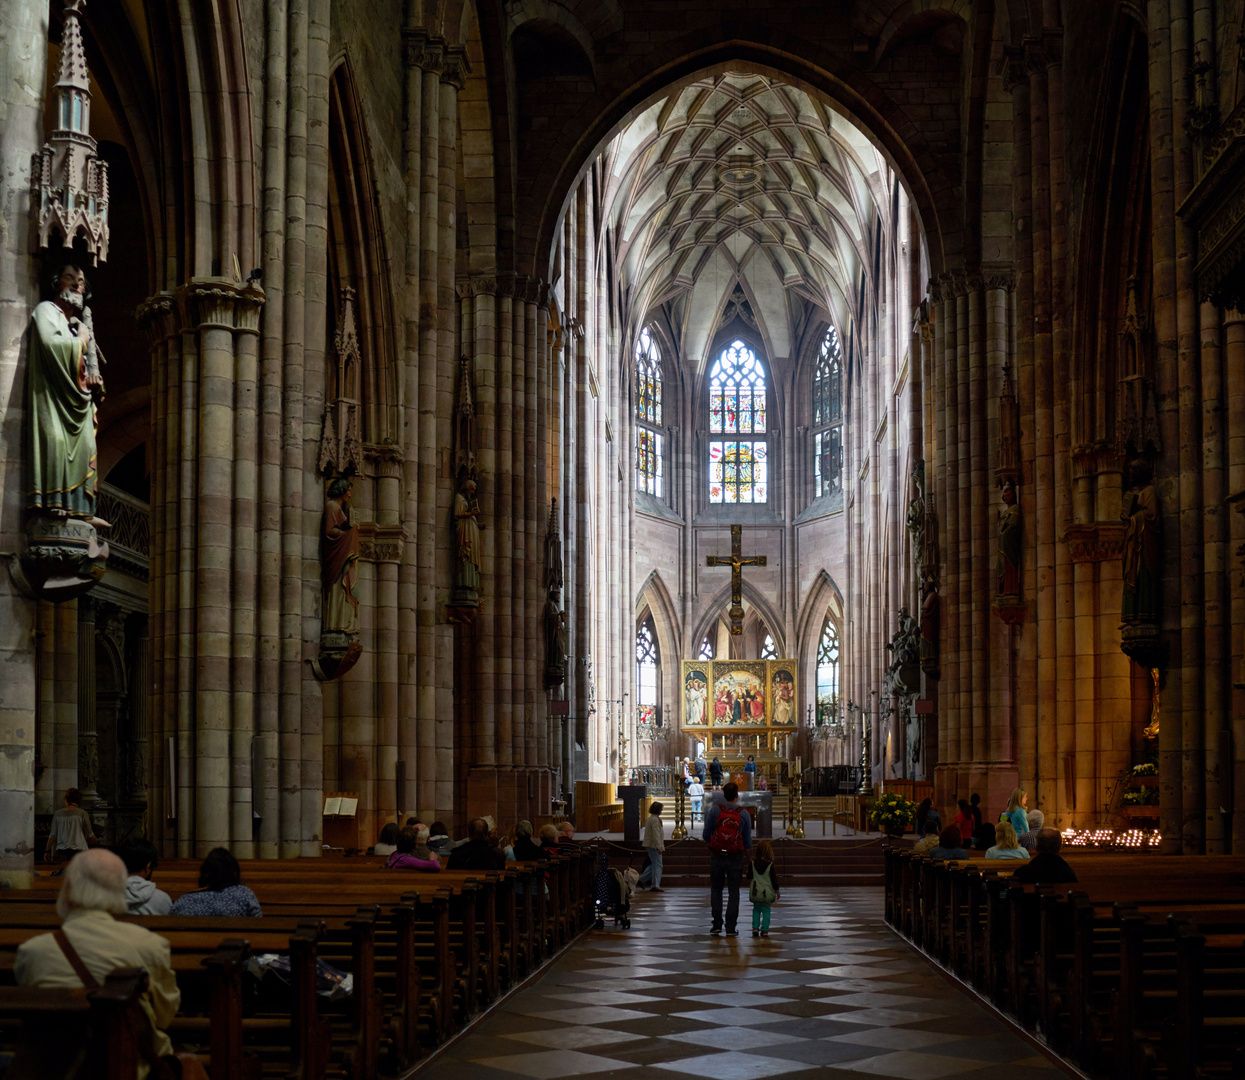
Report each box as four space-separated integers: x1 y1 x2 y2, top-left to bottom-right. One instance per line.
0 0 48 886
77 600 99 802
128 618 149 802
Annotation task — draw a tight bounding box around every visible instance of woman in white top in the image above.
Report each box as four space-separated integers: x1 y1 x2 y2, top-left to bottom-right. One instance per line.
985 820 1030 860
45 788 97 864
638 802 666 891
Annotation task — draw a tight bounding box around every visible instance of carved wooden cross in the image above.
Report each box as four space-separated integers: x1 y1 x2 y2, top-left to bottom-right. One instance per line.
706 524 766 635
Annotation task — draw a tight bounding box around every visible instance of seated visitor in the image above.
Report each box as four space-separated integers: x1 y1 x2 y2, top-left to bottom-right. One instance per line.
1019 809 1044 851
385 826 442 871
555 821 579 856
412 824 435 861
929 825 969 860
169 848 263 916
405 816 424 829
971 821 997 851
447 817 506 871
509 820 543 861
373 822 400 858
914 797 942 839
16 849 181 1079
427 821 453 854
952 800 976 846
118 837 172 916
538 823 560 850
1011 828 1078 885
985 821 1030 859
913 820 940 854
45 787 97 866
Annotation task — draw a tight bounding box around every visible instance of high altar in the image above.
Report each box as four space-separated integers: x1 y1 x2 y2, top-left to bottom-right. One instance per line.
681 659 797 752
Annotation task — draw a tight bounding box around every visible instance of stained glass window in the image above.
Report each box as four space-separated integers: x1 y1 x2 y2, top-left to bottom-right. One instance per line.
636 328 662 426
635 328 664 497
708 341 768 503
709 439 768 503
760 632 777 659
698 636 715 660
636 619 659 709
816 618 840 726
709 341 766 436
637 428 663 497
813 327 844 498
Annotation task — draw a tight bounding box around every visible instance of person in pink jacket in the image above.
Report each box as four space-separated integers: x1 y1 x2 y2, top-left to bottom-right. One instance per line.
385 826 441 871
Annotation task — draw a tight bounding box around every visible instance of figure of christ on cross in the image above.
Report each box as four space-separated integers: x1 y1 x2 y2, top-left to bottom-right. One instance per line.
706 524 767 634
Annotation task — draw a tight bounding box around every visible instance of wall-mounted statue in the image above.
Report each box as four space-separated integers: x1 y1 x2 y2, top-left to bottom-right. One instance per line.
28 266 105 523
12 265 111 601
454 478 482 591
992 478 1025 625
447 356 483 623
322 477 360 635
544 500 566 689
1121 460 1162 625
919 584 940 679
996 478 1022 597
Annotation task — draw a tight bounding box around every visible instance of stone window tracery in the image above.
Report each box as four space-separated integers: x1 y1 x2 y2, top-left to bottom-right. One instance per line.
816 617 840 725
709 340 768 503
636 617 659 725
698 635 715 660
813 327 843 499
760 632 777 659
635 328 664 497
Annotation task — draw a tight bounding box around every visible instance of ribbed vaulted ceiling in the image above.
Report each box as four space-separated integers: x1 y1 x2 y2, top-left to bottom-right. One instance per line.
602 71 893 365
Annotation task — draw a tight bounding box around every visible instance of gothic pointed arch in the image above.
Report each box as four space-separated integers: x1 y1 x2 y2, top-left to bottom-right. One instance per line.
327 57 400 447
635 570 680 675
691 580 785 662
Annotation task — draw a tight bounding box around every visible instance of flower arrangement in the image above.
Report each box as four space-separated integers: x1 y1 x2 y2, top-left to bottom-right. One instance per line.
1131 762 1158 776
1121 787 1160 807
867 791 916 833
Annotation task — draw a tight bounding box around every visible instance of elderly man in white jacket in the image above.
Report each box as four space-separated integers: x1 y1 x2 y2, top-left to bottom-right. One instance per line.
15 848 181 1078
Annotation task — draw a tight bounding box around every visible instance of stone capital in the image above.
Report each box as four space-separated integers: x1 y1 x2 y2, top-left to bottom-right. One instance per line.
173 278 267 334
403 30 447 75
135 293 178 346
442 46 470 89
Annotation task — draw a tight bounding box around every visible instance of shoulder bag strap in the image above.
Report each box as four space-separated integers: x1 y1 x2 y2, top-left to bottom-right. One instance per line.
53 928 100 990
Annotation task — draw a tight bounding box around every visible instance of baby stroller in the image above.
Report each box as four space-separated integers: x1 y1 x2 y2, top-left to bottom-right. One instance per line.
593 848 636 929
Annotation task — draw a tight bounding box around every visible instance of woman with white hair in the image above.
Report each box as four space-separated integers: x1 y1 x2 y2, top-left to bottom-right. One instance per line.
14 848 182 1078
1020 809 1044 851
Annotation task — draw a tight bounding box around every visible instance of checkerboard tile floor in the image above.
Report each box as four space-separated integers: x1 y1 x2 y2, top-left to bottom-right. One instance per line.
415 887 1071 1080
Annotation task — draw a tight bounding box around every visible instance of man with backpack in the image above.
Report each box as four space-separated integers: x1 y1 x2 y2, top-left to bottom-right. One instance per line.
701 781 752 936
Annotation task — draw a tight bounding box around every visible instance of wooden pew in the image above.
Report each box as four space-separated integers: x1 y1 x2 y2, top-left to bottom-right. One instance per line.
0 969 150 1080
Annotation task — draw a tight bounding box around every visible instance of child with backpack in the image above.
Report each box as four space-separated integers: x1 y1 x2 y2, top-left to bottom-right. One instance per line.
747 840 780 937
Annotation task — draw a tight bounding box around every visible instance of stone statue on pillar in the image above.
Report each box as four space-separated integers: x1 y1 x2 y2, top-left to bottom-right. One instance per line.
313 475 362 681
544 500 566 690
1120 459 1165 667
992 365 1026 626
448 356 483 623
14 266 111 601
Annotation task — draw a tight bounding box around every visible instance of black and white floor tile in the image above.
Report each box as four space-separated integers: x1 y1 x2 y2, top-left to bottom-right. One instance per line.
415 887 1071 1080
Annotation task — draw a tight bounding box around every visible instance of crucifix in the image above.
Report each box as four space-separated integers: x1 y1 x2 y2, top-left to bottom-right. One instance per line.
706 524 767 635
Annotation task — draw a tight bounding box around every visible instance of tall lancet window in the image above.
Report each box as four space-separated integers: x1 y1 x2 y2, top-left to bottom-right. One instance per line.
635 328 664 497
816 617 841 726
698 635 715 660
813 326 843 498
760 632 777 659
636 618 660 726
709 340 768 503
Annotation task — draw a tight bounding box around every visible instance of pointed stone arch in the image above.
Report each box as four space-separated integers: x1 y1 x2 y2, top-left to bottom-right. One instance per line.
691 580 786 662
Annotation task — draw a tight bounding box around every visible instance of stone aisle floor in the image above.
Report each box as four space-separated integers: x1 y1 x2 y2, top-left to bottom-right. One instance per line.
414 887 1072 1080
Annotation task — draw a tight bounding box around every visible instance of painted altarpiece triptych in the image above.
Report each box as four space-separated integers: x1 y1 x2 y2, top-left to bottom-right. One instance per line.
681 659 797 750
